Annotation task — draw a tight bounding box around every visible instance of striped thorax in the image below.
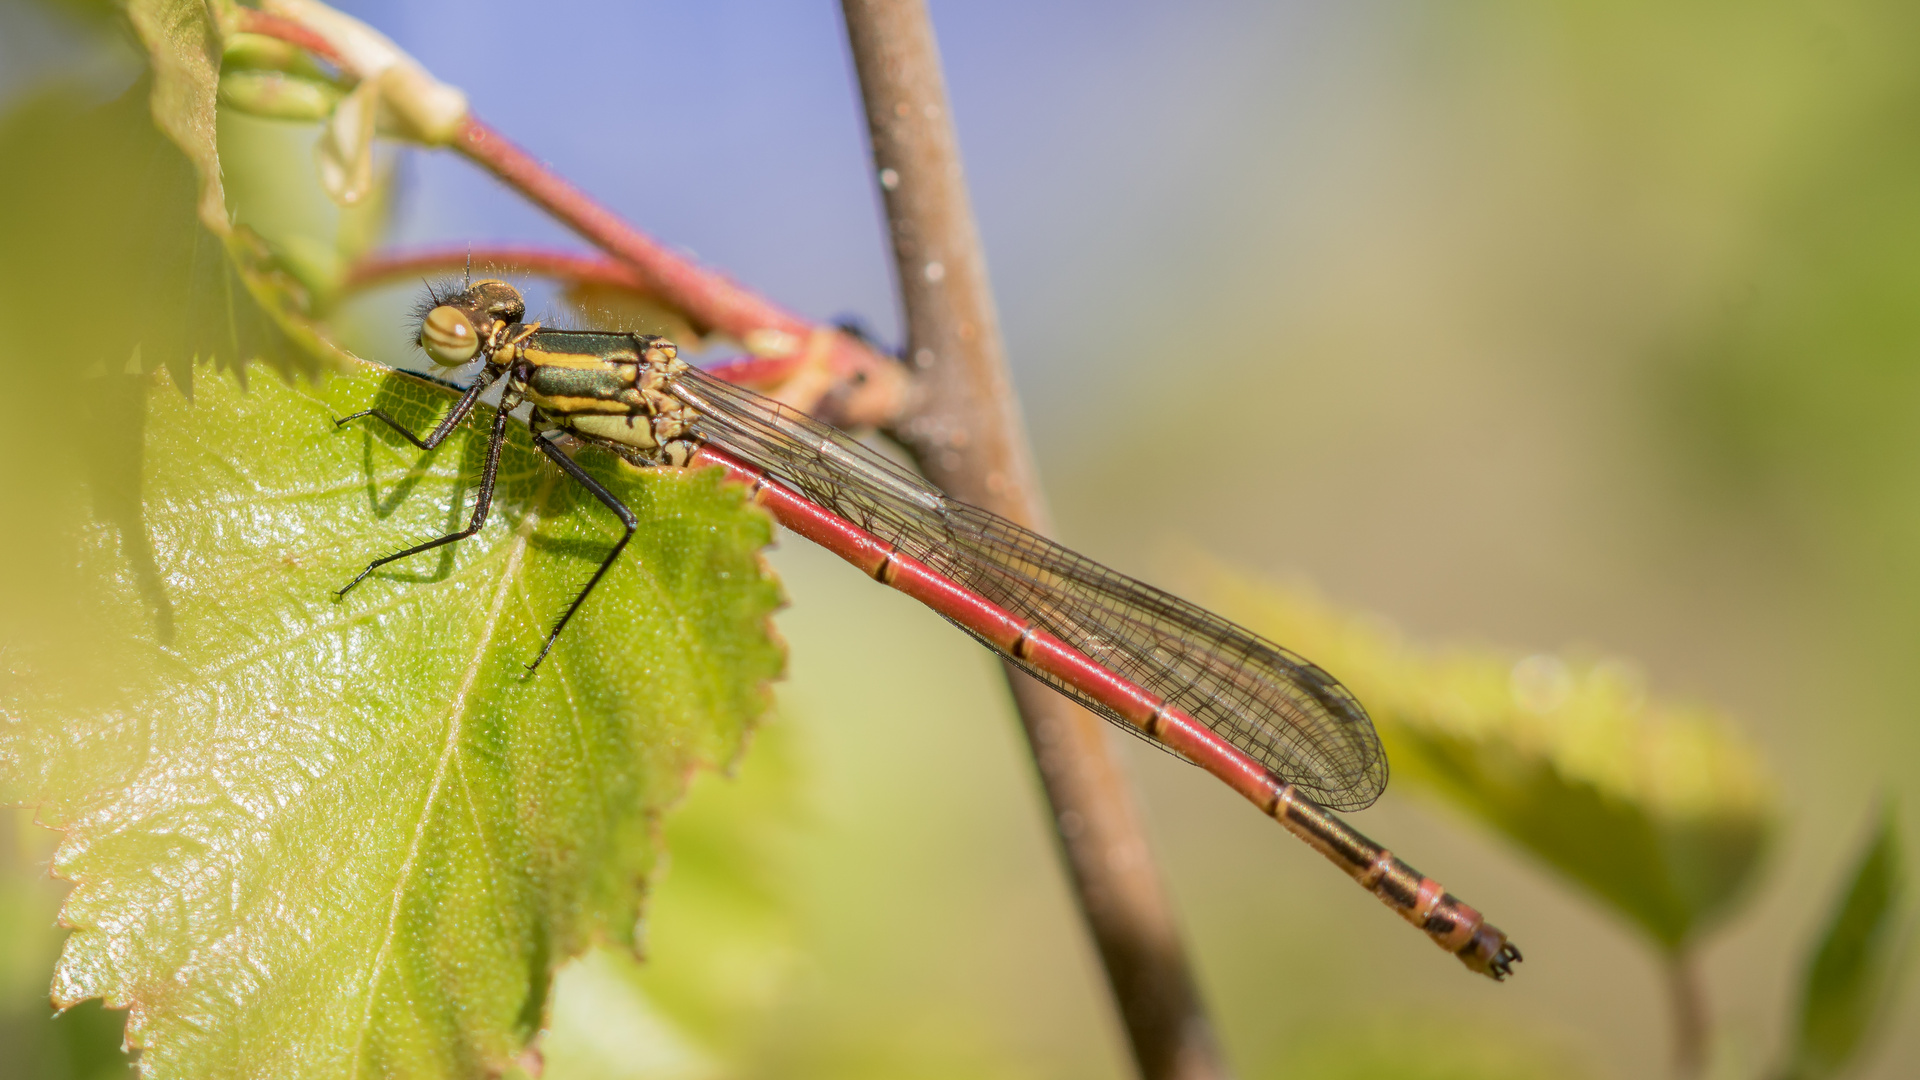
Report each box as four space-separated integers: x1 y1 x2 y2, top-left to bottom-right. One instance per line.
502 331 700 465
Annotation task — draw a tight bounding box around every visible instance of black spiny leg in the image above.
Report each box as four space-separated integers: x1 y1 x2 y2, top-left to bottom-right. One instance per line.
335 368 499 450
337 395 514 595
526 432 639 672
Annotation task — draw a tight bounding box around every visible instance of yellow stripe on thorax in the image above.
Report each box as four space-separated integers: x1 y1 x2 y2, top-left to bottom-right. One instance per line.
520 346 627 371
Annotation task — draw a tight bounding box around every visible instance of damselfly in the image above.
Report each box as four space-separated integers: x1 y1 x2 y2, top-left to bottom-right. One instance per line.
336 279 1522 980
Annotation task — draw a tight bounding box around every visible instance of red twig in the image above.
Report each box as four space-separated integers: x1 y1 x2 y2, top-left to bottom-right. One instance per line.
345 247 650 295
448 121 773 338
236 10 342 67
236 7 908 429
451 119 905 427
697 355 818 388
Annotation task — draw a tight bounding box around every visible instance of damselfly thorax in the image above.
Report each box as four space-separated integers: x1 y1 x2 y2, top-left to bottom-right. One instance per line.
512 332 698 463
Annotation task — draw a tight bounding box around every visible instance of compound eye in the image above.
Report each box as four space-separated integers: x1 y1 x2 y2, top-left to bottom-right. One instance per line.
421 305 480 365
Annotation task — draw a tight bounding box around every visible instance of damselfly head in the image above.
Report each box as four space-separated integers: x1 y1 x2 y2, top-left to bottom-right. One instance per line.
416 280 527 366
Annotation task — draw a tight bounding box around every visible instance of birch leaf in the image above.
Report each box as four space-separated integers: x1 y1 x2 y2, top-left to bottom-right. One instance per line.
1199 570 1775 951
2 365 784 1078
1779 807 1908 1080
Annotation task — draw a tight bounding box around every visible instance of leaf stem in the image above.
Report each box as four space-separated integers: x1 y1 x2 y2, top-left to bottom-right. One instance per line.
1667 948 1710 1080
838 3 1228 1077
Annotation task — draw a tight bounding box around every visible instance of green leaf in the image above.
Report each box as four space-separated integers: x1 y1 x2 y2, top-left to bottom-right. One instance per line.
106 1 371 384
0 811 135 1080
1 363 785 1078
534 675 807 1080
1197 569 1776 951
1779 806 1908 1080
125 0 239 235
0 37 782 1073
0 77 328 745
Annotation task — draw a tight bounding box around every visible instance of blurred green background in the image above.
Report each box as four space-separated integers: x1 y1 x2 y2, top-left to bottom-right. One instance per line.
2 1 1916 1077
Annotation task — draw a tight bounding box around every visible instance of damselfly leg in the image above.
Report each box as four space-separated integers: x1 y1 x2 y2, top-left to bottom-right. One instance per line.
336 386 517 596
334 364 499 451
335 380 643 671
524 412 638 671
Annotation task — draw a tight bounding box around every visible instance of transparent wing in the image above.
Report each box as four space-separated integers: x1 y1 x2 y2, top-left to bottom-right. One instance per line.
672 367 1387 810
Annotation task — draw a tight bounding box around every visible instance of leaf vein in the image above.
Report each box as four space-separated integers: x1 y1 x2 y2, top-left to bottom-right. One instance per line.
345 474 550 1079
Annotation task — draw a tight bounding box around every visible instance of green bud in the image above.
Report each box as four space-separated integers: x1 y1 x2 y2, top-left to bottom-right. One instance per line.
221 32 335 81
218 70 342 124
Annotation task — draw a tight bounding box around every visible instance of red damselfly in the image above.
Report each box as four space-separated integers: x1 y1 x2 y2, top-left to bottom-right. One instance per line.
336 279 1522 980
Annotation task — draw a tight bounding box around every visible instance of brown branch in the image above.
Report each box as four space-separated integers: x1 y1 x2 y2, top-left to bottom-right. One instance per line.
839 4 1228 1078
1667 950 1710 1080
